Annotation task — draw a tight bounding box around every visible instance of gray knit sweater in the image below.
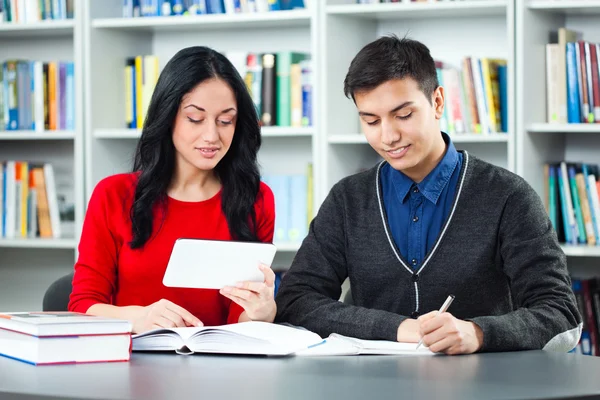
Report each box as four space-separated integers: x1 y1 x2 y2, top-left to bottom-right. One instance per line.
275 152 582 352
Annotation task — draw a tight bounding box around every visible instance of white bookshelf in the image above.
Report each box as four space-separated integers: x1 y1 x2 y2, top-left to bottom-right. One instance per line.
0 238 77 250
4 0 600 311
562 245 600 258
0 130 75 140
528 124 600 133
0 19 75 37
321 0 515 197
326 0 508 19
516 0 600 261
93 126 314 139
0 0 85 311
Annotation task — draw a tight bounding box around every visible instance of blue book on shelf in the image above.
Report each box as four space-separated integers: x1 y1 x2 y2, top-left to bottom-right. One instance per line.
184 0 206 14
66 62 75 131
267 0 281 11
497 64 508 133
264 174 290 244
171 0 185 15
582 164 600 244
288 174 308 244
300 60 312 127
566 42 581 124
568 165 586 244
556 168 572 244
206 0 224 13
280 0 304 10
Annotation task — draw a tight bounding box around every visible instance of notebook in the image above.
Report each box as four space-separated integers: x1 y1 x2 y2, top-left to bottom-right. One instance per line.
0 312 132 365
163 239 278 289
132 321 324 356
295 333 437 356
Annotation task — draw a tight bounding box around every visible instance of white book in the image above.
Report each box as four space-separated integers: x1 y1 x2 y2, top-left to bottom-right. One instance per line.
0 312 132 366
296 333 436 356
43 163 61 238
0 311 132 336
34 61 44 132
132 321 323 356
4 161 16 239
588 174 600 244
0 163 3 237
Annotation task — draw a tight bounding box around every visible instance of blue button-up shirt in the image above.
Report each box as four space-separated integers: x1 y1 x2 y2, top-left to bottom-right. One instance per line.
381 133 463 270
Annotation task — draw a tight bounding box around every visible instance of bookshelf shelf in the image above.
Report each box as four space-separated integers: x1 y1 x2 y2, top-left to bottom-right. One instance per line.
0 20 74 37
328 133 509 144
528 1 600 14
0 131 75 140
93 127 314 140
92 10 312 32
326 0 507 20
93 129 141 139
527 124 600 133
0 238 76 250
561 245 600 258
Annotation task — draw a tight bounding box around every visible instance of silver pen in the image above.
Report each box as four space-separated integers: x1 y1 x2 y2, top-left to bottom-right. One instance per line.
415 294 455 350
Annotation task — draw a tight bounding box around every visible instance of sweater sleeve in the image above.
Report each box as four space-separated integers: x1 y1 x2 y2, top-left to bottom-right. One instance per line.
227 182 276 324
469 179 582 352
275 183 405 341
68 179 120 313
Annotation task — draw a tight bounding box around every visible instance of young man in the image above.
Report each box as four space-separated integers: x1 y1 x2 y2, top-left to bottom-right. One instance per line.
274 35 582 354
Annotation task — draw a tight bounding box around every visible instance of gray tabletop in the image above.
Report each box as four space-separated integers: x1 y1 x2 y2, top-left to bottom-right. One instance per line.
1 351 600 400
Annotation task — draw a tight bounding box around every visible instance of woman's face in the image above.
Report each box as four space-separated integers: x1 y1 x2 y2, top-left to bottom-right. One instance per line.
172 78 238 172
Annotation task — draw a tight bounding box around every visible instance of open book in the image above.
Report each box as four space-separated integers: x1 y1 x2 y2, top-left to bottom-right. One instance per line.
296 333 436 356
132 321 324 356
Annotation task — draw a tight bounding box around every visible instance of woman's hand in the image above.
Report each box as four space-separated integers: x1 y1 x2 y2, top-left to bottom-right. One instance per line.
220 263 277 323
131 299 203 334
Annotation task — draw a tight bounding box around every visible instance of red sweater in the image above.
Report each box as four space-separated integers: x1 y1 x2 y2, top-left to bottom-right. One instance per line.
69 173 275 326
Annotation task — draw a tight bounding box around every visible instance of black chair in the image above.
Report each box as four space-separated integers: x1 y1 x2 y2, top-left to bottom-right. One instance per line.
42 272 74 312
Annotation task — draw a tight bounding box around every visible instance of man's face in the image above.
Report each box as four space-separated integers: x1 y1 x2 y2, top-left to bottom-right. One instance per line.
354 78 445 182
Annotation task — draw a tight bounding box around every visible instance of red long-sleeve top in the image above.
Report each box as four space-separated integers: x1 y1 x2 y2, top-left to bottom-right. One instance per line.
68 173 275 326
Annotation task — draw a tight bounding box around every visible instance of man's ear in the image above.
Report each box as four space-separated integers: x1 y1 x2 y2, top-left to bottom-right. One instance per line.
433 86 445 120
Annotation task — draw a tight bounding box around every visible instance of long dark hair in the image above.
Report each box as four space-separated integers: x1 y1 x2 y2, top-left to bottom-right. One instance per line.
130 46 262 249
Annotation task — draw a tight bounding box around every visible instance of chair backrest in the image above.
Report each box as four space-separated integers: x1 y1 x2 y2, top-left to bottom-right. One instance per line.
42 272 74 312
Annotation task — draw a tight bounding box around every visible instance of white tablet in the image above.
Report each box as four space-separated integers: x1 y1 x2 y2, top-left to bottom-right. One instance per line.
162 239 278 289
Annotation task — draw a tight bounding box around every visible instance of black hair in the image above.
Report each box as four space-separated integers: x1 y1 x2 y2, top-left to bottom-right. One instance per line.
130 46 261 249
343 34 439 104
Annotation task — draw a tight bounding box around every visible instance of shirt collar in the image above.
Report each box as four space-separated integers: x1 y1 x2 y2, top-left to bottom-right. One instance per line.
390 132 459 205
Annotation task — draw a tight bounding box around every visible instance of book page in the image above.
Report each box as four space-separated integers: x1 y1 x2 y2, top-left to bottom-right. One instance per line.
188 322 324 355
296 333 436 356
332 334 436 355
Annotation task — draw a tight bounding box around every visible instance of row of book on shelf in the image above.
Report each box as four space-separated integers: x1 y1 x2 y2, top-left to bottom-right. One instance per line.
122 0 307 17
263 163 312 246
572 277 600 356
126 52 312 129
545 162 600 247
436 57 508 136
0 0 73 23
1 60 75 132
0 161 62 240
355 0 482 3
546 28 600 124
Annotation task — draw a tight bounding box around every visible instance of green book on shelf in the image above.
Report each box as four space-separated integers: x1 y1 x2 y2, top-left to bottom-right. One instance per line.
276 52 307 127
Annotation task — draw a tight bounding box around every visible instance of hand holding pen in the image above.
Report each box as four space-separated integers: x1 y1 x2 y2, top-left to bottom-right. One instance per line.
416 295 484 355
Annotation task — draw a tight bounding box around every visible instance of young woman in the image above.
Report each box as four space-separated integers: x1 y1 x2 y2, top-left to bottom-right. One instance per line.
69 46 276 334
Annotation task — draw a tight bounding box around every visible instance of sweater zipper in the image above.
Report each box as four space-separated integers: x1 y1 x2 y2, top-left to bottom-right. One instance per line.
375 152 469 316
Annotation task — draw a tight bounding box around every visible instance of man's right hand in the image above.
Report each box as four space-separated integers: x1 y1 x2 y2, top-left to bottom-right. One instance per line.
397 318 421 343
132 299 203 334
